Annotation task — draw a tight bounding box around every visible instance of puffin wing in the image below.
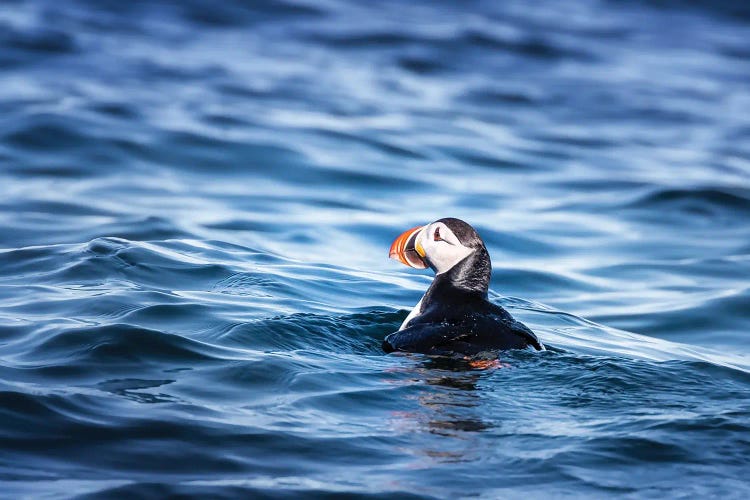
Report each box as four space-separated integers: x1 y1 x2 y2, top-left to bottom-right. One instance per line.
383 316 542 355
505 318 544 351
382 323 467 355
482 302 544 351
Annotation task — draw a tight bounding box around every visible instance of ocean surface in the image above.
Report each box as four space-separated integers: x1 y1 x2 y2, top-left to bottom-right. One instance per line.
1 0 750 498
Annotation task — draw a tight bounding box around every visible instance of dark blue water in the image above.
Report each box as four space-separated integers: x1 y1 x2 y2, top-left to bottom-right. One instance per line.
2 0 750 497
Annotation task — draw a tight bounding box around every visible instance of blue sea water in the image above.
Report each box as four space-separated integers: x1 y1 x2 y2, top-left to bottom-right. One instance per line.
1 0 750 497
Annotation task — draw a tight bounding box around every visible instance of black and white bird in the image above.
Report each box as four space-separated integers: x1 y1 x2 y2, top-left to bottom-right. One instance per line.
383 217 544 355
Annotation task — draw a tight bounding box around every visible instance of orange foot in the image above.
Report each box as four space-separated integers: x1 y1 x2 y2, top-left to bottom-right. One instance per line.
467 359 509 370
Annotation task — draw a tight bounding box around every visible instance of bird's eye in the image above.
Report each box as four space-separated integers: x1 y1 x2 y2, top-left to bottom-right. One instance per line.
433 227 441 241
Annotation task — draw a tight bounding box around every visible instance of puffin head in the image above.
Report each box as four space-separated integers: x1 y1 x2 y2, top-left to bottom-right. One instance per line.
389 217 488 275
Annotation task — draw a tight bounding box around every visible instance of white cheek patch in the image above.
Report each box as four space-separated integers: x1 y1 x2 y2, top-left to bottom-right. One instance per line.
430 244 474 274
419 223 474 274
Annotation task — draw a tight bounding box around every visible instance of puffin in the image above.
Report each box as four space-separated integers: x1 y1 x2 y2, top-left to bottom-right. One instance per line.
383 217 544 355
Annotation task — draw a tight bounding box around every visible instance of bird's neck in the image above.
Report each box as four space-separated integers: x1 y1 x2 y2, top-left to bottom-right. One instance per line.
425 247 491 303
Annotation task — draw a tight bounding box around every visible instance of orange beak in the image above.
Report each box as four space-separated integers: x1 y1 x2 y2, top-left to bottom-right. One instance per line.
389 225 428 269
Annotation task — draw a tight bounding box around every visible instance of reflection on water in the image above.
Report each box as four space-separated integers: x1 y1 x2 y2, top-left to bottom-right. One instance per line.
419 373 489 438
